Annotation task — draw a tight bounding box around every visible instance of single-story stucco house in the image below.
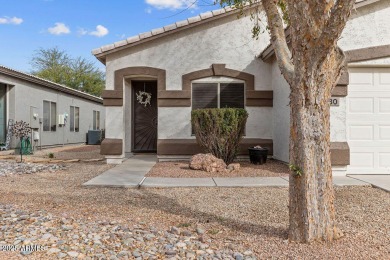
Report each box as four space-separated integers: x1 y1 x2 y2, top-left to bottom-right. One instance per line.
0 65 105 150
92 0 390 176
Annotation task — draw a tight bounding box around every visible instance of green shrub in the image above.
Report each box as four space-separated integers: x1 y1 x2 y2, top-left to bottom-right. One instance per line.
48 152 54 159
191 108 248 165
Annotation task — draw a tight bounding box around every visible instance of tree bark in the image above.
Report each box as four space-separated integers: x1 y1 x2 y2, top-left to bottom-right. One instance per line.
288 83 337 242
258 0 354 243
288 47 345 242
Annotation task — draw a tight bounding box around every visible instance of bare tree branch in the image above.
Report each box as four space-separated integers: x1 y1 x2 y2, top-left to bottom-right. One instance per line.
261 0 294 84
315 0 355 59
307 0 335 33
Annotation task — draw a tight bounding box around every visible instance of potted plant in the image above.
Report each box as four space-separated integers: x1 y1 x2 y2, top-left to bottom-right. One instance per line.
248 145 269 165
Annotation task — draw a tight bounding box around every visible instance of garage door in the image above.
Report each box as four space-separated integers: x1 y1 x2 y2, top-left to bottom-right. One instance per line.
347 67 390 174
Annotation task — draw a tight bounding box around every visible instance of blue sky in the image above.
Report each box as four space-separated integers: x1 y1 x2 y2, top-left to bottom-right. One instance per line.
0 0 218 72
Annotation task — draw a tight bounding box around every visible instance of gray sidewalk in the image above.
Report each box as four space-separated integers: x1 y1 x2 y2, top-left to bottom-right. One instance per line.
83 154 157 188
83 155 389 191
348 175 390 192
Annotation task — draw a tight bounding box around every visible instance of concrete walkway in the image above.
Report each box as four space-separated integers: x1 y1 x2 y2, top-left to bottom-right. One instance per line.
83 154 157 188
348 175 390 192
84 155 389 191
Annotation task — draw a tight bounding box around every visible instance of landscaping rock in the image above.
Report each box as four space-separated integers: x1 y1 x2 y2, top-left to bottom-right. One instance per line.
0 204 250 259
189 153 227 173
227 163 240 171
196 227 205 235
0 161 66 176
170 226 181 235
47 248 61 255
67 251 79 258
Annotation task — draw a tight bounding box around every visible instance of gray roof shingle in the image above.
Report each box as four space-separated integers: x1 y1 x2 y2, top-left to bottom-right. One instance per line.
0 65 103 104
92 5 253 59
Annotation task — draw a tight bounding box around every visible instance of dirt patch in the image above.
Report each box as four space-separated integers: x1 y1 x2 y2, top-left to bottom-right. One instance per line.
61 145 100 153
29 145 104 161
146 159 290 178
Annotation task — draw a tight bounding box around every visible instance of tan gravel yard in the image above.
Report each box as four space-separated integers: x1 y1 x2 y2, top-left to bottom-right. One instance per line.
146 159 290 178
0 161 389 259
30 145 104 161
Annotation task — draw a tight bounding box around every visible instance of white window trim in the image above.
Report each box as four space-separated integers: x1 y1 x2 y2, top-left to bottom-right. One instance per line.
191 79 247 136
43 100 56 132
191 78 246 108
93 110 100 130
70 106 80 132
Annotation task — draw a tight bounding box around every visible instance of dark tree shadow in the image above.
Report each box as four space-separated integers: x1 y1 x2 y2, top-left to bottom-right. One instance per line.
129 189 288 239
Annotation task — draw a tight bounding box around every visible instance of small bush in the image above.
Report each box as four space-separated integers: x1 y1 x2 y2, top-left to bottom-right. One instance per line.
191 108 248 165
48 152 54 159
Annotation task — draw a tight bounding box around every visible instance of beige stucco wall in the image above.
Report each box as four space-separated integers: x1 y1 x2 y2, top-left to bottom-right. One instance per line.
0 73 105 148
339 1 390 50
271 0 390 164
271 61 290 162
105 13 271 91
104 10 274 156
102 1 390 162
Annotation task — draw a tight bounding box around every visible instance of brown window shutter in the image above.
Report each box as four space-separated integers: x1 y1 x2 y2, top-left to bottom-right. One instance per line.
192 83 218 110
220 83 245 108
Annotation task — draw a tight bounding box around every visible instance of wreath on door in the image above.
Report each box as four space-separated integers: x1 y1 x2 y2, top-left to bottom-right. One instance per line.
136 91 152 107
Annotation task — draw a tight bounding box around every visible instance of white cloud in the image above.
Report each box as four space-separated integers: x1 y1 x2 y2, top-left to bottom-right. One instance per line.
0 16 23 25
145 0 196 10
89 25 109 37
77 28 88 36
48 22 70 35
145 7 152 14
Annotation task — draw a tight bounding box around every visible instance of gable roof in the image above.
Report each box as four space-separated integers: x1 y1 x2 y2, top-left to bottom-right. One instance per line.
92 0 381 65
0 65 103 104
92 4 260 64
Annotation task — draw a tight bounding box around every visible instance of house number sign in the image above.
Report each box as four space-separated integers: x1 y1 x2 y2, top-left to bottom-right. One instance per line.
330 98 340 107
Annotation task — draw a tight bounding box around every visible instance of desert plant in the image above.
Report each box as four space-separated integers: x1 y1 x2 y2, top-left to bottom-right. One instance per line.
191 108 248 165
12 120 32 162
48 152 54 159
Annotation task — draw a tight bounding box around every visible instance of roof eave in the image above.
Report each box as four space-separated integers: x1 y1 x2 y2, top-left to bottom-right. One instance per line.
93 4 261 62
259 0 383 62
0 66 103 104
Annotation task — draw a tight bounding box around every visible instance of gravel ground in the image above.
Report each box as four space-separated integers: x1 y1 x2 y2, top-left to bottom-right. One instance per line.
0 144 103 162
146 159 289 178
30 145 104 161
0 161 66 176
0 204 253 260
0 162 389 259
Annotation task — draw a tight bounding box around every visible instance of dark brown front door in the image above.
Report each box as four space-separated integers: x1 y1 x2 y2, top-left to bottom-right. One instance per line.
132 81 158 152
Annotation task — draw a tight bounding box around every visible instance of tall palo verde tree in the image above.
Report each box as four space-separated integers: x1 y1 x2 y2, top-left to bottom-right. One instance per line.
218 0 355 242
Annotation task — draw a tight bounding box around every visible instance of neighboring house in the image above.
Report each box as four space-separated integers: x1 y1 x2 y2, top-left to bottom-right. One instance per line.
92 0 390 175
0 65 105 149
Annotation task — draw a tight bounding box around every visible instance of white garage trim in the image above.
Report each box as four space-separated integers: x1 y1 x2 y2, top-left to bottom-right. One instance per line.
347 67 390 174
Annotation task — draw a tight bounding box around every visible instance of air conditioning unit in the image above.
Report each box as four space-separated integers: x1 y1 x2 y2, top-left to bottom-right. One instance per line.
87 130 102 145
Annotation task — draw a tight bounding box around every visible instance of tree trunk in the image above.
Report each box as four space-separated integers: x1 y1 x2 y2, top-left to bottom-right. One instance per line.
288 55 343 242
255 0 355 244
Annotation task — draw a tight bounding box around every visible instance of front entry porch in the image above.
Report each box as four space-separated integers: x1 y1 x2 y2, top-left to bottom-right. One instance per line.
131 81 158 153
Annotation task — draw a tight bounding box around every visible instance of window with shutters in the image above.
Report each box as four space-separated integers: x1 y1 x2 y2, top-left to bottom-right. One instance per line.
192 81 245 109
191 80 246 134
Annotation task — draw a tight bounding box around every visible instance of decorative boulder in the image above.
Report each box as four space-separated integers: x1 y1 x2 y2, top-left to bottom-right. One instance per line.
227 163 240 172
189 153 227 173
